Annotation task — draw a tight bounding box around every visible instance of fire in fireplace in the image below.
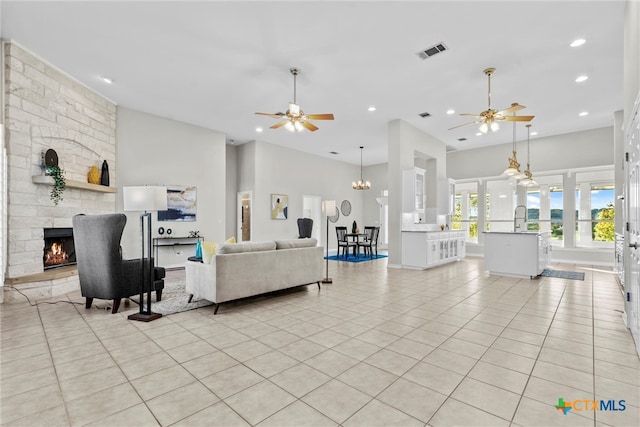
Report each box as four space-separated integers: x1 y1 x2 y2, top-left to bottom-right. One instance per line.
43 228 76 270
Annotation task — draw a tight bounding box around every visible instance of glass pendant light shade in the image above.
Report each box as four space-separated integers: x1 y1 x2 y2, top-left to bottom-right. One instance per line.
479 122 489 133
490 121 500 132
519 124 537 187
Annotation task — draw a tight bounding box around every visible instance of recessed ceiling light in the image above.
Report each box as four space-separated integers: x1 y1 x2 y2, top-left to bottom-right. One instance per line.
368 106 376 112
570 38 586 47
575 75 588 83
100 76 113 84
475 132 482 136
531 131 538 136
579 111 589 117
256 127 263 132
446 109 455 115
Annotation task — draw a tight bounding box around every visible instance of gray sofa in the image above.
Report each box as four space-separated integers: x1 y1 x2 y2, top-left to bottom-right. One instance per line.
185 238 323 314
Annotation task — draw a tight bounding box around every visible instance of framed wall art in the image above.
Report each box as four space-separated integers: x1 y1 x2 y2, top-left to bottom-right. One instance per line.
271 194 288 220
158 185 197 222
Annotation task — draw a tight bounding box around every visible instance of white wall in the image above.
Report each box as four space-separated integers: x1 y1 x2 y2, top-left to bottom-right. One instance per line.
388 119 447 266
225 144 237 239
116 107 227 259
238 140 362 253
362 163 389 228
624 0 639 126
447 127 614 180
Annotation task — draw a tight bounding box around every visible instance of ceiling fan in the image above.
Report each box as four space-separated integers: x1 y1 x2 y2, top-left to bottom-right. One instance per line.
449 67 534 133
255 67 334 132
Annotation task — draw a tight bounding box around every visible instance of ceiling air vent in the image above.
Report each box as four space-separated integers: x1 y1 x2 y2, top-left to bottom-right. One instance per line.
329 151 339 155
457 138 467 142
417 42 448 60
419 112 431 118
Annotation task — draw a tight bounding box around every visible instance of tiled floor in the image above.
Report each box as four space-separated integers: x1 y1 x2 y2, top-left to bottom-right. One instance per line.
1 257 639 426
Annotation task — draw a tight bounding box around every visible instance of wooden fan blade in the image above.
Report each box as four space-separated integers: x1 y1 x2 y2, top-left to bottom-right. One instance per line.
459 113 483 118
497 103 526 116
301 120 319 132
270 121 289 129
255 112 285 118
305 113 334 120
448 120 482 131
501 115 535 122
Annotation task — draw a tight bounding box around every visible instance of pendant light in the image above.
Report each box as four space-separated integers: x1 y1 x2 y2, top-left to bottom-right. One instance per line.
520 124 538 187
502 120 522 178
352 146 371 190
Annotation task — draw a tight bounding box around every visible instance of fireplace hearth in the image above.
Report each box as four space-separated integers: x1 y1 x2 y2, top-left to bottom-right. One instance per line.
43 228 76 270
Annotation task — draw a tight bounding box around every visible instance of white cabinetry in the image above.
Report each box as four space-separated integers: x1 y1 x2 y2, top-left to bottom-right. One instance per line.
402 231 465 269
402 168 425 214
484 232 551 279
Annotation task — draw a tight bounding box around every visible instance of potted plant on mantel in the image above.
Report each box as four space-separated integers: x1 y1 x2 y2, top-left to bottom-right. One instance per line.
47 165 66 205
42 149 66 206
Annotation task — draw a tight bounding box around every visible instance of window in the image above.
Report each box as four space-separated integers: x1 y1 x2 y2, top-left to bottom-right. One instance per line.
525 175 564 246
575 170 615 247
452 182 479 242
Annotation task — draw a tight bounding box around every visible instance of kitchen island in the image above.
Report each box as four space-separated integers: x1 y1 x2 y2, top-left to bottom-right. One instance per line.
483 231 551 279
402 230 465 269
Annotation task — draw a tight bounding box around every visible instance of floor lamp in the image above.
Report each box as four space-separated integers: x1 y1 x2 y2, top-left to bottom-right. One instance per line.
322 200 335 284
123 186 167 322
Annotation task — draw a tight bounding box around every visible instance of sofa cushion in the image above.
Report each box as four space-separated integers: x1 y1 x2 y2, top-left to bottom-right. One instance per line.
217 241 276 254
202 241 218 263
275 238 318 250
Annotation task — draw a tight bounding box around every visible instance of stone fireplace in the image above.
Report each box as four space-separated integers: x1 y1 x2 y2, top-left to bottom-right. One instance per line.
2 42 117 303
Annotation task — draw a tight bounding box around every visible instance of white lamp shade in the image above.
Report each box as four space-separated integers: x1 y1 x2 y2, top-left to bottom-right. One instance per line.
123 186 167 212
322 200 336 215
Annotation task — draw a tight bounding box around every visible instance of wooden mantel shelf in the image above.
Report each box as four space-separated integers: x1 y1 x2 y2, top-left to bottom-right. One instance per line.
32 175 117 193
5 265 78 285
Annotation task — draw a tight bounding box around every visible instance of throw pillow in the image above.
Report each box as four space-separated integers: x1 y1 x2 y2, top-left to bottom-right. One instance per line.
225 236 236 243
201 241 218 263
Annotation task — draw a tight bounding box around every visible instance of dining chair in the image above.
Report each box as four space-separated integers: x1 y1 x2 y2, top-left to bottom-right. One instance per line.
335 226 356 259
359 226 380 259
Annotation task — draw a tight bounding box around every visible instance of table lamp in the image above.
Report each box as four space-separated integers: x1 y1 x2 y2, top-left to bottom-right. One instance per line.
123 186 167 322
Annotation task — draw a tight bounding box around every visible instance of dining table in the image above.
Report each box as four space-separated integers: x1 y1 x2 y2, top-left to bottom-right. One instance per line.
345 233 367 257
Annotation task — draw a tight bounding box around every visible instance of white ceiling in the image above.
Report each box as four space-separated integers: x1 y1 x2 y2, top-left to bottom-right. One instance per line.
1 1 626 166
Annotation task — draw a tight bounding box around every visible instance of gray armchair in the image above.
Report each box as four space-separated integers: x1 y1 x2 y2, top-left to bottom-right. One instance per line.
72 213 165 314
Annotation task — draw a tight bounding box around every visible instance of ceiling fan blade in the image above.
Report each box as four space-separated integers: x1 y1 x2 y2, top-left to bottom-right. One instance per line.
459 113 483 118
270 121 289 129
255 112 285 118
305 113 334 120
301 120 319 132
501 115 535 122
497 103 526 116
448 120 482 131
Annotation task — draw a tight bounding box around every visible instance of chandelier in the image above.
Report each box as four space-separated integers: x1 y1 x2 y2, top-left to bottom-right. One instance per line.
352 146 371 190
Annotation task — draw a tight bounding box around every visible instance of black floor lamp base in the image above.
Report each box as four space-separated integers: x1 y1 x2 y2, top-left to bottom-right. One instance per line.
128 312 162 322
322 278 333 284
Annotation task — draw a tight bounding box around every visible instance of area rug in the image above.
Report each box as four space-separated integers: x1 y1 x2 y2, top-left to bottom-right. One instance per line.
325 253 388 263
138 279 213 315
541 269 585 281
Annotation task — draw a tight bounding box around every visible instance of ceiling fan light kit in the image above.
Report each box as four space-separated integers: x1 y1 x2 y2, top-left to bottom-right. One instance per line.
255 67 334 133
353 146 371 190
449 68 534 135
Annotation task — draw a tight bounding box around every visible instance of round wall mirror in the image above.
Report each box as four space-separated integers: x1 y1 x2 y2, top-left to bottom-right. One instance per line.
328 207 340 223
341 200 352 216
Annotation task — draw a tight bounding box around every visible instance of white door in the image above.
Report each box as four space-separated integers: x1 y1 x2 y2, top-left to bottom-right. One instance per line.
625 96 640 355
237 191 252 242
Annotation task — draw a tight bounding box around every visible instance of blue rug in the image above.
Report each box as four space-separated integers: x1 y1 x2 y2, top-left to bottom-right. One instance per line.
325 254 388 263
541 269 585 281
